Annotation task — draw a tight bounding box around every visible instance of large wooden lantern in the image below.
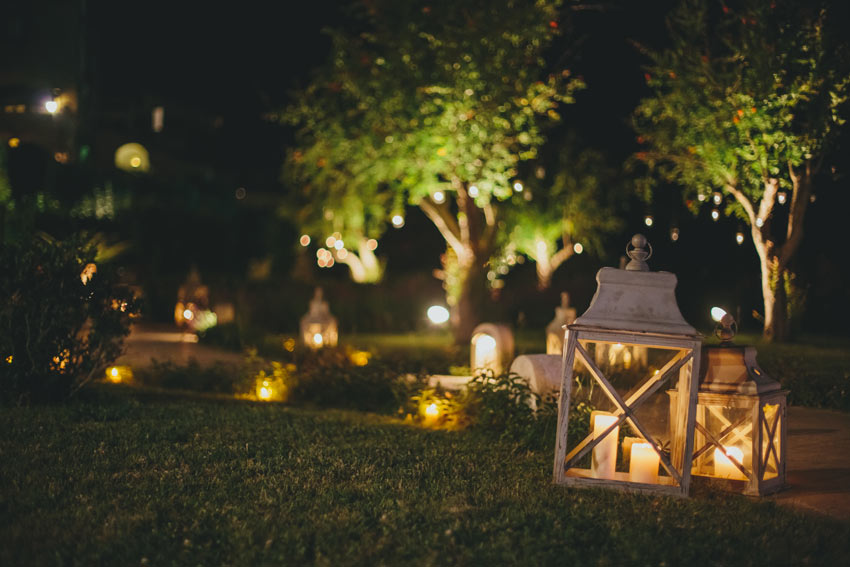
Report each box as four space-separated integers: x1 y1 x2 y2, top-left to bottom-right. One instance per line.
470 323 514 375
300 288 338 349
673 315 787 495
554 235 702 496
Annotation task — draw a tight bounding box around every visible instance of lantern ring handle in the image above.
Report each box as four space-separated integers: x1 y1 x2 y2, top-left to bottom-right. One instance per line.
625 240 652 261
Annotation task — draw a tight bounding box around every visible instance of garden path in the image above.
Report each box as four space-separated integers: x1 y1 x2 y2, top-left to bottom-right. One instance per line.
115 321 245 369
116 323 850 521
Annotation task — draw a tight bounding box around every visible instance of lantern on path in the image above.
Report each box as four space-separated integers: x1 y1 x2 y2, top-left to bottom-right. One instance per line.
673 312 787 495
554 235 702 496
300 288 338 349
470 323 514 376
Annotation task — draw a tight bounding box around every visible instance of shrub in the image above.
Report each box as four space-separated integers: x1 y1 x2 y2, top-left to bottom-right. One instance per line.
134 359 247 395
0 234 137 403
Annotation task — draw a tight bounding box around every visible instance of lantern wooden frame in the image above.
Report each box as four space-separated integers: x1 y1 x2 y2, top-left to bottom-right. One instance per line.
674 345 787 496
554 327 702 496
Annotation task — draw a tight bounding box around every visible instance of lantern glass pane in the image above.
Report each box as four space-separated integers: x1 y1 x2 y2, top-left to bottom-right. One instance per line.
694 403 752 479
761 403 781 480
562 340 693 485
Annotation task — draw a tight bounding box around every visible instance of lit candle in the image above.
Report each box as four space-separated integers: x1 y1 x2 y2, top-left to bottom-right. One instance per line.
591 412 619 480
714 446 745 479
423 403 440 426
629 442 660 484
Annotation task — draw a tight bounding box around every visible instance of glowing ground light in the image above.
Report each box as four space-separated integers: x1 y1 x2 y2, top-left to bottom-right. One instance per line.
711 307 728 322
433 191 445 203
259 381 272 400
468 185 479 197
573 243 584 254
644 215 654 227
107 367 121 383
366 239 378 250
711 209 720 221
513 181 523 192
392 215 405 228
736 232 745 245
183 309 194 321
45 100 58 113
475 334 497 356
130 156 141 168
8 137 20 148
427 305 450 324
300 235 311 246
313 333 324 347
425 403 439 417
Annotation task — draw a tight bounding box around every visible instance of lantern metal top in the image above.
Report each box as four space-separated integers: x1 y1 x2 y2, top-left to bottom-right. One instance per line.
572 235 698 337
700 345 781 395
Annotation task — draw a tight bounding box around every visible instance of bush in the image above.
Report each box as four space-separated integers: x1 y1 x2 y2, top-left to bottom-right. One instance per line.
134 359 248 395
0 234 137 403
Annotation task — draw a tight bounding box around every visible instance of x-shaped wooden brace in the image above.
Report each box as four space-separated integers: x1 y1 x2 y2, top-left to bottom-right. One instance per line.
563 343 692 486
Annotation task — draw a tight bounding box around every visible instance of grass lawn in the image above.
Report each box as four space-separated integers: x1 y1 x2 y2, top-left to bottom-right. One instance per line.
2 385 849 566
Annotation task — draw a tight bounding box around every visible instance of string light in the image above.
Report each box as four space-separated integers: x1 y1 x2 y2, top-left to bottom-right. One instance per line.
756 217 764 228
366 239 378 250
736 232 745 245
711 209 720 221
326 236 336 248
777 191 787 205
299 235 311 246
513 181 523 192
644 215 654 227
573 243 584 254
392 215 404 228
697 194 706 202
433 191 445 203
670 227 680 242
713 192 722 205
334 240 344 250
468 185 479 197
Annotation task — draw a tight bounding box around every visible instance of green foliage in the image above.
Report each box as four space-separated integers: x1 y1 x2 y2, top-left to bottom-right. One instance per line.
283 0 583 308
0 234 137 403
633 0 849 207
134 359 248 395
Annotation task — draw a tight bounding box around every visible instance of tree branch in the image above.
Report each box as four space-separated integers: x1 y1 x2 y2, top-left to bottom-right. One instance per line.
418 199 467 259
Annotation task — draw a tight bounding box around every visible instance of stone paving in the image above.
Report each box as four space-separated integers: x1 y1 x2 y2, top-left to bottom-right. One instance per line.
117 322 850 521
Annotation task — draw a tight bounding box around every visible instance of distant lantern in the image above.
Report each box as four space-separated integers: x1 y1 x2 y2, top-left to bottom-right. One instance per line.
554 234 703 496
152 106 164 132
546 292 577 355
300 287 338 349
670 314 787 496
644 215 654 227
470 323 514 376
114 142 151 172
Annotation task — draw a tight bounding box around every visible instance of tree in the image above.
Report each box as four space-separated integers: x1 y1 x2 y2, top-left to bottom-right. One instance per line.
284 0 583 341
497 135 623 290
633 0 850 341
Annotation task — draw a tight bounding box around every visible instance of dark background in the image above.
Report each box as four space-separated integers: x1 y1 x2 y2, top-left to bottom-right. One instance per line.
2 0 848 337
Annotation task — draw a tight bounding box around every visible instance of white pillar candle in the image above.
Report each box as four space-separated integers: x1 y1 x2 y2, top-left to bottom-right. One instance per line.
629 442 660 484
714 446 745 479
591 412 619 480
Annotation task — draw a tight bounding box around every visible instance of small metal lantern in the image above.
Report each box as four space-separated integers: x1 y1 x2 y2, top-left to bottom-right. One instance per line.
470 323 514 375
554 235 702 496
546 292 577 355
672 318 787 496
300 287 338 349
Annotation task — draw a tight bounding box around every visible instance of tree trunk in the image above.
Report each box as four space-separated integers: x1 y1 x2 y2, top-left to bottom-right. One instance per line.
451 261 486 344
